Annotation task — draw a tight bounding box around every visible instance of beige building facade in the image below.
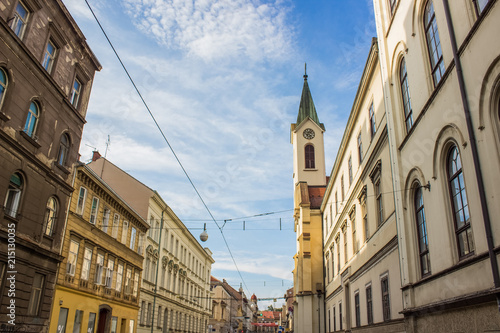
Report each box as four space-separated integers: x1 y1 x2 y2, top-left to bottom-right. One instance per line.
87 156 214 333
373 0 500 331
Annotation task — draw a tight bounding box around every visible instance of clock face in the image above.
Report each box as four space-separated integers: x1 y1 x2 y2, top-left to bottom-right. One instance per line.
303 128 315 140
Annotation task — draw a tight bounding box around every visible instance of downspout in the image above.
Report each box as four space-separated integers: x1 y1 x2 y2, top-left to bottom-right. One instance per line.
321 213 327 333
151 210 165 332
442 0 500 311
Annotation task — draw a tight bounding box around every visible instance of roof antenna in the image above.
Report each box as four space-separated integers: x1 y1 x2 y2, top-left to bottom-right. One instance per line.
304 62 308 80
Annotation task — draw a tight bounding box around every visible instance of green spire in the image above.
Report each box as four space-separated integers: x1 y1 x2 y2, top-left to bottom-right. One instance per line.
296 64 322 128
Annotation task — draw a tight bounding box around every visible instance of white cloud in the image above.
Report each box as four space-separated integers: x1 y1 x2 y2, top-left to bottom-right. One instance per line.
122 0 294 62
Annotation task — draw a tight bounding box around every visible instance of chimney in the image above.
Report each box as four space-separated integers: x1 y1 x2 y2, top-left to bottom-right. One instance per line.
92 150 101 162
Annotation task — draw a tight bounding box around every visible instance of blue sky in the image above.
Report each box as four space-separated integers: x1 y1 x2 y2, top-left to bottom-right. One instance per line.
64 0 375 309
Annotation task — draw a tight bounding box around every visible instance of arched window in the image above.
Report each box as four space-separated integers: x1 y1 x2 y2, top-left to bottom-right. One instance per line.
424 0 445 87
305 144 315 169
400 57 413 133
44 197 58 236
447 145 474 257
57 133 70 166
0 68 7 109
4 172 23 218
414 186 430 275
24 101 39 137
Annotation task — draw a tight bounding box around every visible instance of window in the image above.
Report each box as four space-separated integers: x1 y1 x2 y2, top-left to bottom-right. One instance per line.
57 308 69 333
28 273 44 315
76 187 87 215
400 57 413 133
44 197 57 236
140 301 146 325
112 214 120 238
130 227 137 250
424 0 445 87
330 246 335 278
339 302 343 330
351 209 358 253
87 313 96 333
341 174 345 202
336 237 341 273
0 68 7 109
105 257 114 288
73 310 83 333
415 187 431 276
147 303 152 326
154 220 160 243
57 134 70 166
102 208 110 233
133 272 139 296
348 155 353 186
447 145 474 257
66 240 79 276
121 220 129 244
23 101 39 138
129 320 135 333
81 247 92 281
326 253 330 283
366 284 373 324
89 197 99 225
305 144 315 169
138 232 145 255
116 263 123 292
124 267 132 294
335 191 338 215
10 1 29 39
474 0 490 16
70 78 82 108
343 226 348 263
95 253 104 285
369 103 376 138
42 39 57 73
381 275 391 321
110 317 118 333
357 132 363 164
375 180 383 226
333 306 336 331
354 292 360 327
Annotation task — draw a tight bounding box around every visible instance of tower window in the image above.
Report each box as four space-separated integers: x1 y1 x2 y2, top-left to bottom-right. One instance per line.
305 144 315 169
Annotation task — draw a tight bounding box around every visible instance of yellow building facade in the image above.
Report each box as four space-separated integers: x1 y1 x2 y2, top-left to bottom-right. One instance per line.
49 164 148 333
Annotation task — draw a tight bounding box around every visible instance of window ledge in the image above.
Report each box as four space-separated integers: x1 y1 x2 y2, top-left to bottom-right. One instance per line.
54 162 71 175
303 168 318 171
0 112 10 122
19 130 41 148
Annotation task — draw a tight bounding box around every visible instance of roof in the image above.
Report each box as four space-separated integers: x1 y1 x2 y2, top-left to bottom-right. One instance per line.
295 71 324 130
308 186 326 209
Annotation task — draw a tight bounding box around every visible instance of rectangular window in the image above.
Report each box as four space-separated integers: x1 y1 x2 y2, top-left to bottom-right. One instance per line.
140 301 146 325
339 302 343 330
335 191 338 215
105 257 114 288
336 238 341 273
147 303 152 326
73 310 83 333
87 313 96 333
129 319 135 333
348 155 353 186
381 276 391 321
112 214 120 238
366 284 373 324
130 227 137 250
330 246 335 278
28 273 44 315
341 174 345 202
351 209 357 254
57 308 69 333
157 306 162 328
70 78 82 109
369 103 376 138
124 267 132 294
355 292 361 327
102 208 110 233
81 247 92 280
133 272 139 296
333 306 336 331
42 39 57 72
95 253 104 285
76 187 87 215
326 254 330 283
116 263 124 292
110 317 118 333
154 221 160 243
357 132 363 164
66 240 79 276
10 1 29 39
89 197 99 224
121 220 129 244
375 180 383 226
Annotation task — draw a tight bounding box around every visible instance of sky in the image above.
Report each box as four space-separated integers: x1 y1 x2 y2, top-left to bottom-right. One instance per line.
63 0 376 309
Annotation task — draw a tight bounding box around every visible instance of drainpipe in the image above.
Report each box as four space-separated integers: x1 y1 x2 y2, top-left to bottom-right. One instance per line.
151 210 165 332
442 0 500 311
321 215 327 333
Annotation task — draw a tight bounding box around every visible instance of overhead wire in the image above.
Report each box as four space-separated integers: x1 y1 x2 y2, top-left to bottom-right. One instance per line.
83 0 250 294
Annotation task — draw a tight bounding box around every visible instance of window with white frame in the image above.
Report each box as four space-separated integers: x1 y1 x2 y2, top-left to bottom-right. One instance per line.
0 68 8 110
10 1 29 39
42 39 57 73
66 239 79 276
369 103 376 138
70 77 82 109
112 214 120 238
76 187 87 215
102 207 110 233
105 257 114 288
130 227 137 250
95 253 104 285
23 101 39 138
124 267 132 294
121 220 129 244
81 247 92 281
89 197 99 224
115 263 123 292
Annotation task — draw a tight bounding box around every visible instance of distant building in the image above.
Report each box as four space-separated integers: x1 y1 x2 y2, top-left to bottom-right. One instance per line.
0 0 100 330
87 156 214 333
48 163 148 333
210 277 251 333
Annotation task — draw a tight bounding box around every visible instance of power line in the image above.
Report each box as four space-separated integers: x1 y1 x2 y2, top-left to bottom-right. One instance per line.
83 0 250 295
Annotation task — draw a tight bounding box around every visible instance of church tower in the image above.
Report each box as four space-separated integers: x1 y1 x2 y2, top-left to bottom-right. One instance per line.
291 67 326 333
291 67 326 187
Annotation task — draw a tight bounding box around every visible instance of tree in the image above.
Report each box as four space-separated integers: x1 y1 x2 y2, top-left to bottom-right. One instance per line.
267 305 274 311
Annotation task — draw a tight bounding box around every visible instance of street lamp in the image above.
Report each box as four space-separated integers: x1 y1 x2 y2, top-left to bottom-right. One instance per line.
200 223 208 242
